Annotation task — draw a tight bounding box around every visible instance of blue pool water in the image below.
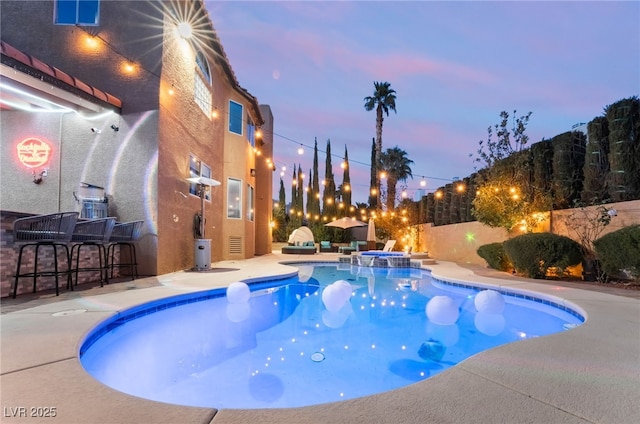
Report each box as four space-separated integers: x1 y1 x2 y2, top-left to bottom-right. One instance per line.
80 264 584 409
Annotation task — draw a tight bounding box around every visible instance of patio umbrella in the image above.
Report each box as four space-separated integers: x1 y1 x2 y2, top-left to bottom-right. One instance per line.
366 218 376 242
324 217 367 229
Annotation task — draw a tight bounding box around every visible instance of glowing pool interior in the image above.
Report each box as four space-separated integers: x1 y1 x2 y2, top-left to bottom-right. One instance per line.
80 264 584 409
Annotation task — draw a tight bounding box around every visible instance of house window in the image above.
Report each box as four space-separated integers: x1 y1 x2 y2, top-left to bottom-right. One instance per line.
55 0 100 25
229 100 243 135
247 184 254 221
246 118 256 148
227 178 242 219
194 51 212 116
188 154 211 201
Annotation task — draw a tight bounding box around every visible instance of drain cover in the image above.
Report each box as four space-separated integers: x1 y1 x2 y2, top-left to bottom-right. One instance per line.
311 352 325 362
52 309 87 317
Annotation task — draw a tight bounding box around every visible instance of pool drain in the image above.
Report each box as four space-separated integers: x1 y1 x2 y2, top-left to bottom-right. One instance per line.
311 352 325 362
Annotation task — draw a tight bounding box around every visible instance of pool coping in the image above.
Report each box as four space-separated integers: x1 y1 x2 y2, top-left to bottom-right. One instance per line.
1 253 639 423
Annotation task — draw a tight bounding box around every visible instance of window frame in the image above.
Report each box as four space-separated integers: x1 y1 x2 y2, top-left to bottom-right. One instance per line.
229 100 243 135
54 0 100 25
188 154 211 201
246 184 254 221
194 51 212 117
227 178 242 219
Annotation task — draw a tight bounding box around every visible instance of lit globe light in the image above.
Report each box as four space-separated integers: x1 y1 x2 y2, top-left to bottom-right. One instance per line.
322 280 352 312
401 191 407 198
281 166 287 172
280 171 285 177
474 290 505 314
380 171 387 179
177 22 193 39
425 296 459 325
226 282 251 303
420 179 427 187
297 146 304 155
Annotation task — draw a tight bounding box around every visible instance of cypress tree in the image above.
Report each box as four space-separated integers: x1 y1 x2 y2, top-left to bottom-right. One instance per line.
296 164 304 219
582 116 610 203
323 139 337 218
290 166 298 218
342 145 352 209
310 138 321 218
306 168 313 221
605 96 640 201
552 131 586 209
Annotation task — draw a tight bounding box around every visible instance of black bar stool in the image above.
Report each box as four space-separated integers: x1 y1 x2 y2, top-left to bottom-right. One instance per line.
12 212 79 298
107 221 144 280
70 217 116 287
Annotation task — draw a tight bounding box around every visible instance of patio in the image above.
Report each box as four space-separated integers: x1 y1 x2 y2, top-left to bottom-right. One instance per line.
1 251 639 423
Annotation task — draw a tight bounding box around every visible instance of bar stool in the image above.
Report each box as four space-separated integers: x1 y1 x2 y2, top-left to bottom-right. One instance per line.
12 212 79 298
107 220 144 280
70 217 116 287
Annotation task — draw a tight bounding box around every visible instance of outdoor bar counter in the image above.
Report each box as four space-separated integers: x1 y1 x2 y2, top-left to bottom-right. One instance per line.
0 210 115 298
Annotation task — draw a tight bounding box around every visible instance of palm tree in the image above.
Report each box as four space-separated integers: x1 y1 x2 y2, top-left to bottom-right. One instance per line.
380 146 413 211
364 81 397 205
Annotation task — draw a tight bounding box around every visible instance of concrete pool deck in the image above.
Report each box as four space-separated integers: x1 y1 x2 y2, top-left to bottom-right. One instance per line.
1 252 639 423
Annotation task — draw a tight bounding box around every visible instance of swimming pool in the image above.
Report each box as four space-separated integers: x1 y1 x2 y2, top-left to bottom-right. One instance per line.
79 264 584 409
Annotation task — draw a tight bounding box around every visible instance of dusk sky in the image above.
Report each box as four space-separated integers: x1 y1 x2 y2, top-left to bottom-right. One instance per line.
206 1 639 205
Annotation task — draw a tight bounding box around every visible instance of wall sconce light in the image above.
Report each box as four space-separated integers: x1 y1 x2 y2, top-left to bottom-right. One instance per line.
110 124 119 132
91 127 101 134
177 22 193 39
33 169 47 184
250 169 256 177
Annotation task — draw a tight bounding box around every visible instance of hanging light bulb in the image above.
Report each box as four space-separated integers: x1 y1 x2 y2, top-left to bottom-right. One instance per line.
297 145 304 155
420 178 427 187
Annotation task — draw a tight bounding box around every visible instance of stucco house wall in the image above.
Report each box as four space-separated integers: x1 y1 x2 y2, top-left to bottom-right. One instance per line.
0 0 271 290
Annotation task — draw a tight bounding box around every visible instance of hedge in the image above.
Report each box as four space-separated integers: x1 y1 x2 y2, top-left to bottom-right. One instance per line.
477 243 512 272
503 233 582 279
593 225 640 280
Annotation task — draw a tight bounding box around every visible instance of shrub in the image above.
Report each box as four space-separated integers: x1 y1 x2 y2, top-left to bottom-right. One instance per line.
477 243 512 272
594 225 640 280
503 233 583 279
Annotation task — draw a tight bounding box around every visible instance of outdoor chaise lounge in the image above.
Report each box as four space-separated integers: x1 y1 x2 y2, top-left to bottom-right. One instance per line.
281 243 317 254
283 226 317 254
338 240 368 255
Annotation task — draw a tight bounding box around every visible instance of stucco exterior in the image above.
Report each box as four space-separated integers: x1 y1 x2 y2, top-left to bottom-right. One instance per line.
0 0 272 289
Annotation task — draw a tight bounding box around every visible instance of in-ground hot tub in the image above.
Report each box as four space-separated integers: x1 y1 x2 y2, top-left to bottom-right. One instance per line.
359 251 405 257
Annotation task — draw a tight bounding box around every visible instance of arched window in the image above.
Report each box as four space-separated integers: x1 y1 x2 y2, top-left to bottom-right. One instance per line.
194 51 212 116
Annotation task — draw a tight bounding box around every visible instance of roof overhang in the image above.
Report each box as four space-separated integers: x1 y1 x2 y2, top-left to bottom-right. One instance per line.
1 41 122 114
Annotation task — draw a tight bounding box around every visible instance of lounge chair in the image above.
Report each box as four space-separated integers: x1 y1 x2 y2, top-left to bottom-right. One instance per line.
382 240 396 252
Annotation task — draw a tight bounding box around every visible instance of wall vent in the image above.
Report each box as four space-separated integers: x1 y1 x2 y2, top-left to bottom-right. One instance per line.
228 236 243 255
